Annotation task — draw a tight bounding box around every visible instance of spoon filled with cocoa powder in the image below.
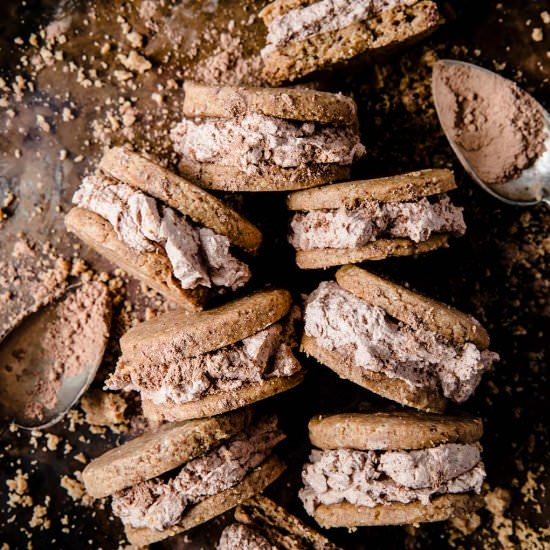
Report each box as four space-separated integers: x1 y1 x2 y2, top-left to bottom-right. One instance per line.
432 59 550 206
0 282 111 429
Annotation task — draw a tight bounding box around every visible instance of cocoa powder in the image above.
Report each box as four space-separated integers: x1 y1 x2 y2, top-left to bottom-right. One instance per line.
433 61 547 185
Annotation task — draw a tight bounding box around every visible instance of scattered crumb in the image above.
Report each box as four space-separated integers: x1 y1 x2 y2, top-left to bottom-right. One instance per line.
117 51 152 73
531 28 543 42
29 503 50 529
81 389 127 427
73 452 87 464
60 474 93 506
450 512 481 535
6 469 33 508
36 114 51 133
45 433 61 451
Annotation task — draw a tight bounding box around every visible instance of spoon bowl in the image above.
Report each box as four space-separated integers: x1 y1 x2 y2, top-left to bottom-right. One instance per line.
432 59 550 206
0 282 111 429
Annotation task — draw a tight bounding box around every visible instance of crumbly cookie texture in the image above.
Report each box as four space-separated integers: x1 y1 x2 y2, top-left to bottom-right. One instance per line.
304 282 498 402
300 443 485 514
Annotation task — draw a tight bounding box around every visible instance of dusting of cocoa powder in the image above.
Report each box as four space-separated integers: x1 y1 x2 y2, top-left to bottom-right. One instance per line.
433 61 547 185
27 282 111 420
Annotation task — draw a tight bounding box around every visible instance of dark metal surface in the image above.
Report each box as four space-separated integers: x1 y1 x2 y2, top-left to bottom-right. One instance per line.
0 0 548 548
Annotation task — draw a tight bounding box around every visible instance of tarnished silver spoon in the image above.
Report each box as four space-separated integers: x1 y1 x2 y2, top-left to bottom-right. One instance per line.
0 282 111 429
432 59 550 206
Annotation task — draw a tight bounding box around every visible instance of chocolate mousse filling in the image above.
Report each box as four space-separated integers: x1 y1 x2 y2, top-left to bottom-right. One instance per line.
289 194 465 251
218 524 273 550
73 175 250 291
300 443 485 514
304 282 498 402
262 0 417 55
111 417 284 531
106 315 301 405
170 113 365 175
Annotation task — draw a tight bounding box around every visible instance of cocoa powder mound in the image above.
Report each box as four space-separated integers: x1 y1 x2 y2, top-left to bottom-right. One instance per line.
433 61 547 185
24 282 111 420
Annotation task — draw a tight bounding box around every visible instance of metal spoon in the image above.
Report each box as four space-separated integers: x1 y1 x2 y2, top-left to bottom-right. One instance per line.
0 282 111 429
432 59 550 206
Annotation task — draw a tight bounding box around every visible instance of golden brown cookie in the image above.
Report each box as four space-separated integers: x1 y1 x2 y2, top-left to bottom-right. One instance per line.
178 160 351 193
235 495 342 550
295 234 449 269
308 412 483 451
125 455 286 546
82 410 250 498
336 265 490 349
313 494 484 528
183 81 358 125
119 289 292 366
65 208 207 310
301 335 447 413
287 169 456 210
99 146 262 254
287 169 458 268
261 1 441 85
142 371 305 422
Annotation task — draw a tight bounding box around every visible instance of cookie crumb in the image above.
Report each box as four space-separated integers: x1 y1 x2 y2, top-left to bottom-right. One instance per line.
531 28 543 42
45 433 61 451
60 474 93 506
29 503 50 529
81 389 126 426
118 51 151 73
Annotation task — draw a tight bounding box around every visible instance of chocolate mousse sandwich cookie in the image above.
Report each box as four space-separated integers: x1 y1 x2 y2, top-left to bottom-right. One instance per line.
171 82 365 192
65 146 261 310
218 495 341 549
288 168 466 268
300 411 486 528
82 410 287 545
260 0 442 85
108 289 305 422
302 265 498 411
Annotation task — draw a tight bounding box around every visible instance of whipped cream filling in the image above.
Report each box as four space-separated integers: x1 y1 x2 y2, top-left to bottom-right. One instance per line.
106 320 301 405
73 175 250 290
171 113 365 175
112 417 283 531
289 195 466 250
300 444 485 514
304 282 498 402
262 0 416 54
218 524 274 550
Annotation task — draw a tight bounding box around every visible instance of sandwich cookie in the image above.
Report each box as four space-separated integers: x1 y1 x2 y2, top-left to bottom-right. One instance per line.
300 411 486 528
108 289 305 422
302 265 498 412
218 495 341 549
288 169 465 269
171 82 365 192
260 0 442 85
82 410 286 545
66 146 261 310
